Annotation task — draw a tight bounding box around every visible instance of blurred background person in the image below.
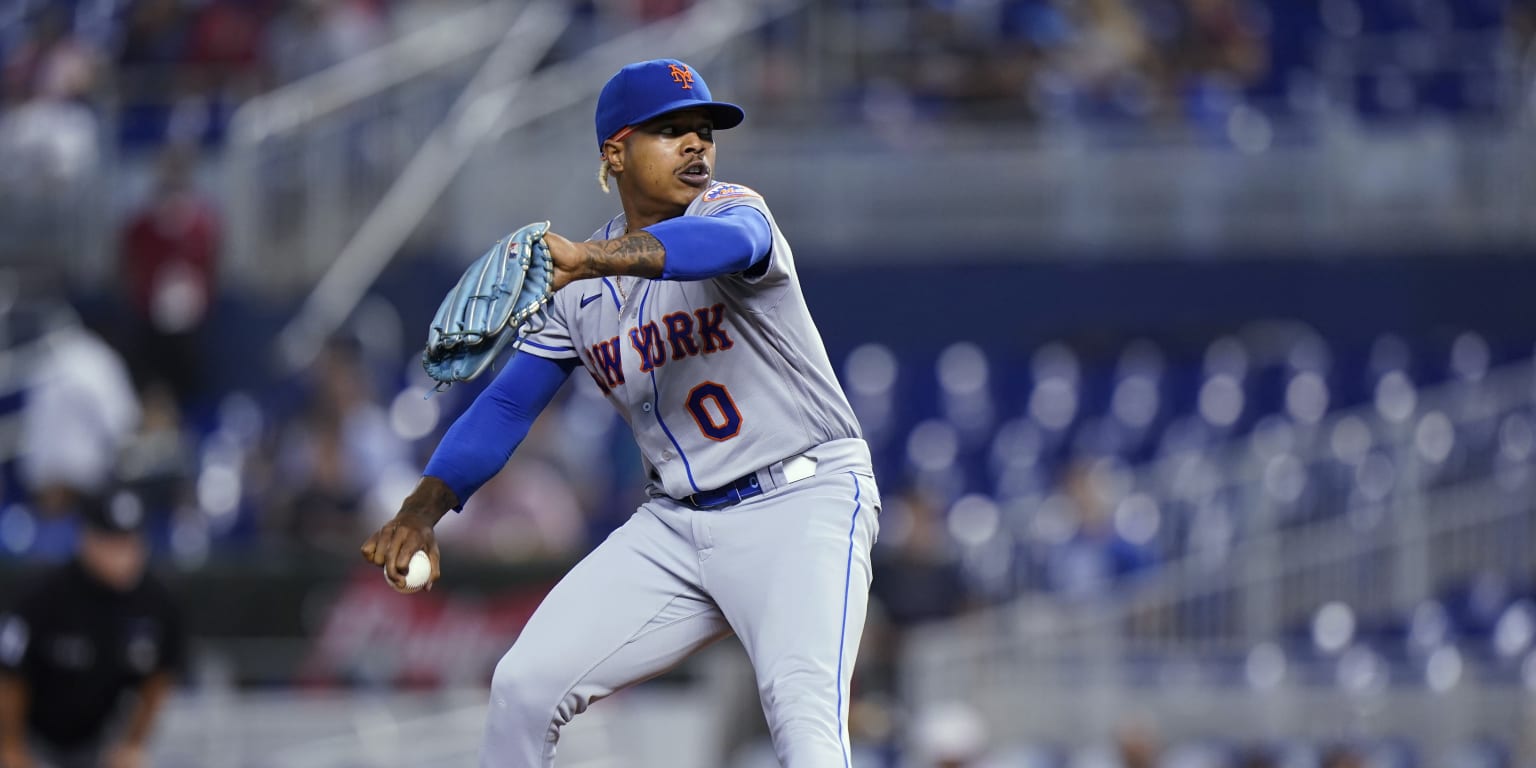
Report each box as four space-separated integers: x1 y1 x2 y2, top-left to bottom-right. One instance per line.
1043 460 1157 599
1320 745 1366 768
3 6 100 105
0 488 185 768
1236 748 1279 768
118 143 221 411
114 381 197 552
17 306 140 529
0 6 100 213
910 701 991 768
266 335 411 551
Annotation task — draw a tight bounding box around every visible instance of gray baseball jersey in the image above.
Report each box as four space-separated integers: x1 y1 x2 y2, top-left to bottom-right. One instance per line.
481 181 882 768
515 180 863 499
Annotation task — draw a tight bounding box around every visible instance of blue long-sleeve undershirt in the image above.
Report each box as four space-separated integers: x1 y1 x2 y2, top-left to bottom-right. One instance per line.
648 205 772 281
424 351 577 509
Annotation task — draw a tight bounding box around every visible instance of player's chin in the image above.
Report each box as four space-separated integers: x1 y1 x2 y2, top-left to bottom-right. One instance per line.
675 171 711 192
673 179 708 205
649 177 706 210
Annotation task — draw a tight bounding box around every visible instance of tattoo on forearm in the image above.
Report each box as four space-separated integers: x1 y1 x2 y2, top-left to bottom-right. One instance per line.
583 233 666 279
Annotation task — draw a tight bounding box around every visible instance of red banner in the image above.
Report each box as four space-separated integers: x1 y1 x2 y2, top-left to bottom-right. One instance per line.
301 567 556 687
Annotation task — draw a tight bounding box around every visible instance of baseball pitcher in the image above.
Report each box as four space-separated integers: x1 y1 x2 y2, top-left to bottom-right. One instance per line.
361 58 881 768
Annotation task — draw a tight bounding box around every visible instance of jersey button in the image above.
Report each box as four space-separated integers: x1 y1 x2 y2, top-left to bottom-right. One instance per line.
661 450 674 461
641 402 653 413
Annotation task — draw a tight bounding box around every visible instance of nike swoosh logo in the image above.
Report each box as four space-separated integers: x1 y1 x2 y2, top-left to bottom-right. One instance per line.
580 294 602 308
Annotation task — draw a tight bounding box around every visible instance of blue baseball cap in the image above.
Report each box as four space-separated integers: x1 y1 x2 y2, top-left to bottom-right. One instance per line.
595 59 744 152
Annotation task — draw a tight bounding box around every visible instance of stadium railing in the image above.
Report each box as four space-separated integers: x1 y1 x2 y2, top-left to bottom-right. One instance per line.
247 0 812 373
222 0 524 297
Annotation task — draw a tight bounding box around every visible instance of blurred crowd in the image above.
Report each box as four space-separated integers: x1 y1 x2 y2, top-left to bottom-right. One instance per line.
806 0 1272 128
2 305 598 566
0 0 424 197
0 0 1528 150
1 192 640 566
3 0 435 109
842 0 1529 128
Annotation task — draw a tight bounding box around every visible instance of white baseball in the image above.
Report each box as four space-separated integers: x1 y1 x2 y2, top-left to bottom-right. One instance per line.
385 550 432 592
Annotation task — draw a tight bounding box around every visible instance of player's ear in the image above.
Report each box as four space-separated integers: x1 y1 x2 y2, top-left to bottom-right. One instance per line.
601 139 625 174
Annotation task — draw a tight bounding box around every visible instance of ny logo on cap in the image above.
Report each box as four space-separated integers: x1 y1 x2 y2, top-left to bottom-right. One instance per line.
668 63 694 90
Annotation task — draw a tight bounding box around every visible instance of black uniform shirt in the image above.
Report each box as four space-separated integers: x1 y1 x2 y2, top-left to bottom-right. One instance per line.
0 561 185 749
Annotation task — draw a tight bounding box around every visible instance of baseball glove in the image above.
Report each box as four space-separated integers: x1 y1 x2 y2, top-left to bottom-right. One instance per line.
422 221 556 387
